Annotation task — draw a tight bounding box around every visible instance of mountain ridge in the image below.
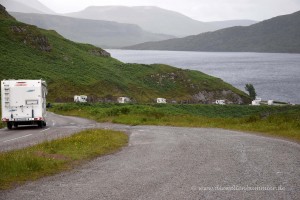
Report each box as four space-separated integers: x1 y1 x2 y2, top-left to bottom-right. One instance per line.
124 10 300 53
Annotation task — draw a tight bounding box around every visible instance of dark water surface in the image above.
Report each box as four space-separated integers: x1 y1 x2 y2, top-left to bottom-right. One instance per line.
108 50 300 104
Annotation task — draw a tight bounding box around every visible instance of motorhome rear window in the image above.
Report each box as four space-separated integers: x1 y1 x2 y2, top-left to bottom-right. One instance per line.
26 100 39 105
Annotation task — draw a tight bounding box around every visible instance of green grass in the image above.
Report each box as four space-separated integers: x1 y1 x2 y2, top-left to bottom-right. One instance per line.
0 110 5 129
0 129 128 190
51 103 300 142
0 10 249 103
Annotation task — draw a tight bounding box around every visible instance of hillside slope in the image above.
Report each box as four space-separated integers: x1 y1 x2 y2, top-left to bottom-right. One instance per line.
125 11 300 53
66 6 256 37
0 5 250 104
10 12 174 48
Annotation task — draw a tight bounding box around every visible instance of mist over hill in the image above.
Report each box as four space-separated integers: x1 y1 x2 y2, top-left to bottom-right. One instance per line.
1 1 258 48
0 0 55 14
11 12 175 48
125 11 300 53
206 20 257 30
66 6 257 37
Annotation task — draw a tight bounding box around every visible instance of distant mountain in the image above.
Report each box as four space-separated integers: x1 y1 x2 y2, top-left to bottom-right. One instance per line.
125 11 300 53
11 12 175 48
0 0 55 14
66 6 256 37
206 20 257 30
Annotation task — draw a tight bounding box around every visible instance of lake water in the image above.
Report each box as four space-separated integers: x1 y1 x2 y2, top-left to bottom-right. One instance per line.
108 50 300 104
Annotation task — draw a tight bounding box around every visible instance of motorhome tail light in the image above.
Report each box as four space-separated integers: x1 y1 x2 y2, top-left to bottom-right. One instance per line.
15 82 27 86
34 117 43 121
2 118 9 122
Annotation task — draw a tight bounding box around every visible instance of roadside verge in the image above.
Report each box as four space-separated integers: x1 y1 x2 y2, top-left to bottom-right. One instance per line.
0 129 128 190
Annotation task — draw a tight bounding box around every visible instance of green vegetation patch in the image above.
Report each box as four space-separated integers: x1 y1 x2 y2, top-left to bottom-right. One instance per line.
0 110 5 129
0 129 128 190
51 103 300 142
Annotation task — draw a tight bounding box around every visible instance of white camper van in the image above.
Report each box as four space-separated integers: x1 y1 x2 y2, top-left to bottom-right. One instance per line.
251 97 262 106
74 95 87 103
157 98 167 104
215 100 226 105
1 80 47 129
117 97 131 104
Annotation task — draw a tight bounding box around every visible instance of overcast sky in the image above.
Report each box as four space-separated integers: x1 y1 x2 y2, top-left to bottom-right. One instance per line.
38 0 300 21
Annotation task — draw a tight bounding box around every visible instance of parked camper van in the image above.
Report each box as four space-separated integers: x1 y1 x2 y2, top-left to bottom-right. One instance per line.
74 95 87 103
1 80 47 129
117 97 131 104
157 98 167 104
215 100 225 105
268 100 274 105
251 97 262 106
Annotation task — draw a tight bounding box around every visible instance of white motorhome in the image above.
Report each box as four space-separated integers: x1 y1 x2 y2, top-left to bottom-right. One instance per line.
268 100 274 105
251 100 260 106
157 98 167 104
117 97 131 104
215 100 225 105
251 97 262 106
74 95 87 103
1 80 47 129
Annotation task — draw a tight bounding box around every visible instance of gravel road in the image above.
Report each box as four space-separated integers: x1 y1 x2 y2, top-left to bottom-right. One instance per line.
0 113 299 200
0 112 130 152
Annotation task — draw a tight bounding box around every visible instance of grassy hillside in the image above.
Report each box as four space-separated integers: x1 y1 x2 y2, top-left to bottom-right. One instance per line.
0 113 4 128
0 5 249 103
125 11 300 53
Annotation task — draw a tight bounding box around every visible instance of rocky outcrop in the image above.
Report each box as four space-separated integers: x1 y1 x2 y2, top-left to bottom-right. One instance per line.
0 4 6 13
145 70 249 104
0 4 14 19
89 48 111 57
10 25 52 52
192 90 245 104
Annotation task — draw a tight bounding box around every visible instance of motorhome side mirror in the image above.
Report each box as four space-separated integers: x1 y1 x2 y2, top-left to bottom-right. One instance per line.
46 103 52 108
